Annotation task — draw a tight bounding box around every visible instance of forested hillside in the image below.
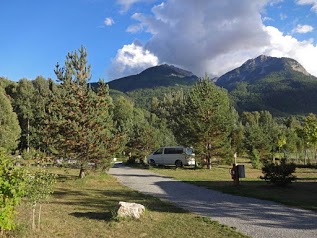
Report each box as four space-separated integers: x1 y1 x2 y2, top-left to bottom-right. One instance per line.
216 55 317 116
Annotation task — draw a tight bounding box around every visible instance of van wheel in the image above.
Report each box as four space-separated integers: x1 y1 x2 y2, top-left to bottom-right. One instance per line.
175 160 183 168
149 159 156 166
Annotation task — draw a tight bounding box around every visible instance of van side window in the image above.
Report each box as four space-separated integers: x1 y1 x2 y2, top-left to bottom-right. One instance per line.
154 148 163 155
164 148 183 154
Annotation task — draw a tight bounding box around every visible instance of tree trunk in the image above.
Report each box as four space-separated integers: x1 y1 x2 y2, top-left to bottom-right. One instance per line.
207 156 211 170
79 166 85 178
27 118 30 153
32 204 36 230
38 204 42 230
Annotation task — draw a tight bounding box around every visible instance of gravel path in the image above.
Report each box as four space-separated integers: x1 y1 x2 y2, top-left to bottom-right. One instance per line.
109 163 317 238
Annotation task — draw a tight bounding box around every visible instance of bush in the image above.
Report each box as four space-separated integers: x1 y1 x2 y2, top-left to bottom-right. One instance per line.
0 150 26 234
260 158 296 186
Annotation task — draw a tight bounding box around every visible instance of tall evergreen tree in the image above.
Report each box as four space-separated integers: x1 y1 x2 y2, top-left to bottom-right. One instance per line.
45 46 122 177
0 89 21 151
12 79 35 152
177 77 237 169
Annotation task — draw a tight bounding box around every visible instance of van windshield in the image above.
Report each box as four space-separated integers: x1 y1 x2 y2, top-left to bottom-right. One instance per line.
185 147 193 155
153 148 163 155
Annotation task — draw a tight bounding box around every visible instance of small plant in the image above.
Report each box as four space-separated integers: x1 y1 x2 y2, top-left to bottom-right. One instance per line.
260 158 296 186
24 169 56 230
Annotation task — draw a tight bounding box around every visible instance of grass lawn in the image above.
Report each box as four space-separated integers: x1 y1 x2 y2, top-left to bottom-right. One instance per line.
148 159 317 212
11 168 249 238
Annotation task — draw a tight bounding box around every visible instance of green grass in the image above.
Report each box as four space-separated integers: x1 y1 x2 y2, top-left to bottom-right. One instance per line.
147 160 317 211
11 168 249 238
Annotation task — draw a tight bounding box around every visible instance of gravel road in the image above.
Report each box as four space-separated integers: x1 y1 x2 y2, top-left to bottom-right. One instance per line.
109 163 317 238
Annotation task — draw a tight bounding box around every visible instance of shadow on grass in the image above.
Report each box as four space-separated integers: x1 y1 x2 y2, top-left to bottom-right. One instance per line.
69 211 113 221
51 186 186 217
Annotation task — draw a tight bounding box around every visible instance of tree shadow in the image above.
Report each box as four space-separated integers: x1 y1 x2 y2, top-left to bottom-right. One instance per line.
152 180 317 231
69 211 113 221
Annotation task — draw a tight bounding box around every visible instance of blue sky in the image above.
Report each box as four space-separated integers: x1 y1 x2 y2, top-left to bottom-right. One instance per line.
1 0 317 82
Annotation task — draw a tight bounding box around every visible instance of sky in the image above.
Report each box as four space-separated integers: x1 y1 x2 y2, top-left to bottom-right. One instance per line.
1 0 317 82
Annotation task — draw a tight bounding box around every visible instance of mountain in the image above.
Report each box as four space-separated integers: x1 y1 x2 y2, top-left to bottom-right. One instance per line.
107 64 199 92
216 55 313 90
215 55 317 116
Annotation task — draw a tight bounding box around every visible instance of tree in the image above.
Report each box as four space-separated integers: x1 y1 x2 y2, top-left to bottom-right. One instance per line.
12 79 35 152
45 46 122 178
176 77 237 169
24 169 56 230
0 89 21 152
126 108 175 162
241 111 279 168
30 77 53 151
301 113 317 163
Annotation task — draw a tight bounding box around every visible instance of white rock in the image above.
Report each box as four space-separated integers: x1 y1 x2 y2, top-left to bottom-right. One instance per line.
117 202 145 219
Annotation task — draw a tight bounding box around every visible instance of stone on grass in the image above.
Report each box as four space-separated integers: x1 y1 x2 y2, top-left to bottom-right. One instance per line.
117 201 145 219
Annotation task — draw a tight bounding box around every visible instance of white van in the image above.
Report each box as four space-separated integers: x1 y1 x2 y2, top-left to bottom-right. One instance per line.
147 146 195 167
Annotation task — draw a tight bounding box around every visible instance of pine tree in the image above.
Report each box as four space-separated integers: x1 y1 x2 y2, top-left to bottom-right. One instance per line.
45 46 122 177
177 76 237 169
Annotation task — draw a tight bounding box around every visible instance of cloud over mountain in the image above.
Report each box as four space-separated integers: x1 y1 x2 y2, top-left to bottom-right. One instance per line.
110 0 317 79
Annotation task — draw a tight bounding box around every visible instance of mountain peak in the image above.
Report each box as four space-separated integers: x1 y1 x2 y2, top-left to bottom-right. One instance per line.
242 55 310 76
216 55 312 90
141 64 195 78
108 64 198 92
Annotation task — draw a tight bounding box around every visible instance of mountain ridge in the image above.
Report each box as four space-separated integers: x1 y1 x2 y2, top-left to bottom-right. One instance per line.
107 64 198 92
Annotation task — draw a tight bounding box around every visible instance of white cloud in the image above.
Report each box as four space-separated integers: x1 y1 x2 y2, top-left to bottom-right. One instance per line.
296 0 317 13
128 0 270 77
104 17 115 26
116 0 151 12
292 24 314 33
116 0 141 10
108 41 159 80
263 26 317 76
110 0 317 78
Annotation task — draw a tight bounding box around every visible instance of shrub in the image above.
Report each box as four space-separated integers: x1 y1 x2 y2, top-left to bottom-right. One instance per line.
260 158 296 186
0 150 26 234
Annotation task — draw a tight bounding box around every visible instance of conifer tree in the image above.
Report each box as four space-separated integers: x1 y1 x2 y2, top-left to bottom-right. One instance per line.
177 76 237 169
46 46 122 177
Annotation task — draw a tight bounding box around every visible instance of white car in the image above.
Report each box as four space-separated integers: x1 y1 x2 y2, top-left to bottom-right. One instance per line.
147 146 195 167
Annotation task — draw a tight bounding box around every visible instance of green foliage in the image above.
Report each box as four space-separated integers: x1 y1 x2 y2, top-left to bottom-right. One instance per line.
127 85 191 110
242 111 279 166
250 149 261 169
175 76 237 168
126 108 176 161
260 158 296 186
0 89 21 152
25 169 56 205
24 169 56 230
0 150 26 233
228 71 317 116
108 64 197 93
45 47 123 177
